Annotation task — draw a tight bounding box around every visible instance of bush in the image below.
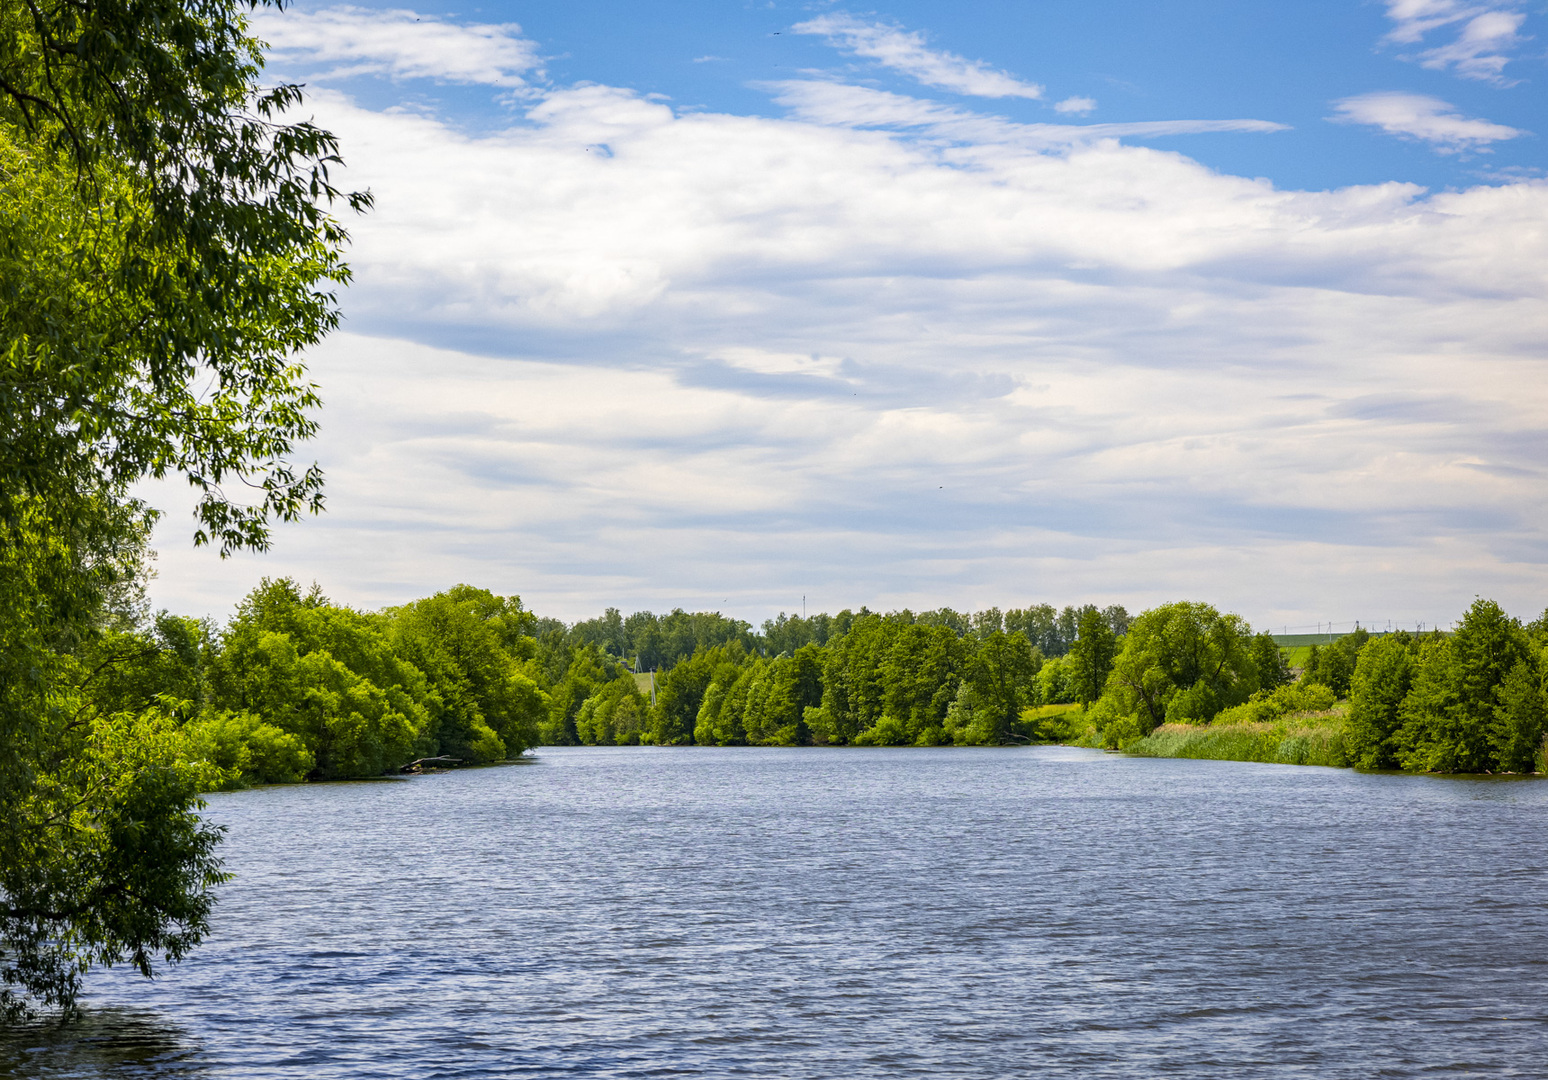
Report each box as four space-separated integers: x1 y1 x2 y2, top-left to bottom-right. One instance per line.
1213 682 1337 726
185 710 313 788
852 715 908 746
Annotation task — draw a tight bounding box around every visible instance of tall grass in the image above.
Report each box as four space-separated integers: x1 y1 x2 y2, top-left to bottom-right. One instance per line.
1127 711 1349 767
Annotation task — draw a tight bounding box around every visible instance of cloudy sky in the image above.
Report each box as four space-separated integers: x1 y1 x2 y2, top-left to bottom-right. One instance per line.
146 0 1548 632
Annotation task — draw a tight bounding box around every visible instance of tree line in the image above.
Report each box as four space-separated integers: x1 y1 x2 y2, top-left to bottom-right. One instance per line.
1338 600 1548 774
81 579 1139 778
558 602 1132 674
95 583 1548 779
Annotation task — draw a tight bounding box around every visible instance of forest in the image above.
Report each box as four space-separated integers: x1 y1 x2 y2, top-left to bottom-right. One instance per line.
84 579 1548 786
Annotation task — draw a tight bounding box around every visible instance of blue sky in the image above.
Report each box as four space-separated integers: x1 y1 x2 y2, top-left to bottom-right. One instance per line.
144 1 1548 631
305 0 1547 188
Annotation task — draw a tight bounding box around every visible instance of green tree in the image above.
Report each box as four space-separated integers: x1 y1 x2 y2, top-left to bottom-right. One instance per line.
574 675 650 746
1491 655 1546 774
541 645 615 746
0 0 365 1016
1397 601 1534 773
761 612 837 656
1302 629 1365 698
219 631 423 778
1067 609 1117 706
648 645 745 744
1344 634 1415 770
818 615 895 744
1248 632 1290 693
740 644 822 745
880 622 964 743
948 631 1042 744
1037 655 1075 705
211 579 436 777
696 659 759 746
387 586 546 761
1096 601 1256 742
1528 610 1548 646
78 612 218 722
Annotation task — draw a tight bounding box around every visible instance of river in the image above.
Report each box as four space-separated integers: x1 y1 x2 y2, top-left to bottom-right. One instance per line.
4 746 1547 1078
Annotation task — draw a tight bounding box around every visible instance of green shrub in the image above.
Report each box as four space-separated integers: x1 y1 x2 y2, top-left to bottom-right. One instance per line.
186 710 314 788
1213 682 1337 725
853 714 908 746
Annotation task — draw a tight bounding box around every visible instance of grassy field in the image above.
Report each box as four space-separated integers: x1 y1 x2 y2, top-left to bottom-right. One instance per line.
1023 702 1084 724
1126 708 1349 767
1018 702 1104 745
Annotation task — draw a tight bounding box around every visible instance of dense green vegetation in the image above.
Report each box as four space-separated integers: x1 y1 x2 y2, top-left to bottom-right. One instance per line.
96 588 1548 781
84 579 551 786
1124 600 1548 774
0 0 365 1019
89 586 1133 772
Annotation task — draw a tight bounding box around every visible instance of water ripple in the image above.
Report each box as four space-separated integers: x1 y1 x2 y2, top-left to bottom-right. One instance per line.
5 747 1548 1078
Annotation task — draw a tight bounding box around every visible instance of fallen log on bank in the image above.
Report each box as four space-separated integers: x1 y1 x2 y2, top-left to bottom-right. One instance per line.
400 756 463 774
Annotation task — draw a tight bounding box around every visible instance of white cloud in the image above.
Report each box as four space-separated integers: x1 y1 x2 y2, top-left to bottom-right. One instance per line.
1054 96 1097 115
791 13 1044 99
143 9 1548 631
1330 91 1524 152
1382 1 1528 82
249 5 542 87
763 81 1284 148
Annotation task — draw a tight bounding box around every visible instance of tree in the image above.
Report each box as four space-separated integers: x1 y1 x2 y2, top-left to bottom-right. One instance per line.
1037 656 1075 705
1491 656 1546 774
1101 604 1133 638
212 581 433 778
1248 632 1290 693
648 645 745 745
818 615 895 744
387 586 545 761
219 631 423 778
1067 609 1117 706
0 0 365 1015
696 659 759 746
1301 629 1366 698
951 631 1042 743
540 645 613 747
1095 601 1256 741
1397 601 1534 774
1344 634 1415 770
574 675 650 746
880 622 964 742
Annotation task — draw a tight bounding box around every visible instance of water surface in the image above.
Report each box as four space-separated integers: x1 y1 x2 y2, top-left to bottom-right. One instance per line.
5 746 1547 1078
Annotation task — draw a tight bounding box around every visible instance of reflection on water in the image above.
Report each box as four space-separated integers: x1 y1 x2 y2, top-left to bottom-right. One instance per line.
0 1008 204 1079
6 747 1548 1079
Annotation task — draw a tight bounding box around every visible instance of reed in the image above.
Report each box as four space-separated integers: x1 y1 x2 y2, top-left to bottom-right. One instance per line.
1127 712 1349 767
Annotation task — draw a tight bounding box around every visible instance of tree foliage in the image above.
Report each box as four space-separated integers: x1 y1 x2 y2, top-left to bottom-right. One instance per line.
1094 602 1260 741
0 0 365 1016
1067 608 1117 707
